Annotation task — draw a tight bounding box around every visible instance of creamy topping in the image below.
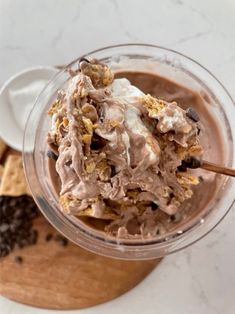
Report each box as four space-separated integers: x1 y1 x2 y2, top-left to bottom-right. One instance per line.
47 59 203 239
108 78 144 99
124 106 159 163
157 103 191 133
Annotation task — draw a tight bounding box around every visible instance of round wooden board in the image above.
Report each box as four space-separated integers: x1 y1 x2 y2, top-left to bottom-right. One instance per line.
0 216 161 310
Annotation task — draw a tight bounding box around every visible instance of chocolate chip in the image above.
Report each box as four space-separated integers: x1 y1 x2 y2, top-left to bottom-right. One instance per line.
14 208 24 219
79 57 90 63
3 206 14 217
47 150 58 161
54 234 68 247
177 161 187 172
16 240 27 249
186 107 200 122
183 156 202 169
197 127 201 135
199 176 204 182
8 241 14 250
12 219 22 228
0 195 39 259
0 223 9 233
110 165 117 177
9 199 17 209
0 196 5 204
15 256 23 264
45 233 53 242
28 230 38 245
170 212 182 223
150 202 159 211
0 247 10 257
90 134 107 150
65 160 72 167
60 238 68 247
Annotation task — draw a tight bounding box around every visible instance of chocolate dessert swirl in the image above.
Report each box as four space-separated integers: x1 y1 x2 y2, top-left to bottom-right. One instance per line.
47 59 203 238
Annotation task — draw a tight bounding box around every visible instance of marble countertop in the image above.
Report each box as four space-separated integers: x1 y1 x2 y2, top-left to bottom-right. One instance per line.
0 0 235 313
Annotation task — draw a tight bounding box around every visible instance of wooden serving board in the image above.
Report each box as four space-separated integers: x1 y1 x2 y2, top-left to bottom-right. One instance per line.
0 215 160 309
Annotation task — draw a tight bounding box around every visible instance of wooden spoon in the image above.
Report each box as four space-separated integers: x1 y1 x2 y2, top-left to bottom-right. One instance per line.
182 156 235 177
201 160 235 177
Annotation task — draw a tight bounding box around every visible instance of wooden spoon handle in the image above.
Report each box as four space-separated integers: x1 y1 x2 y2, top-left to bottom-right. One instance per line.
201 160 235 177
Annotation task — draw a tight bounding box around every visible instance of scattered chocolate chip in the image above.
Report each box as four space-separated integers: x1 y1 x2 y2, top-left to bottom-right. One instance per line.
28 229 38 245
14 208 24 219
12 219 22 229
183 156 202 169
60 238 68 247
186 107 200 122
0 247 10 257
0 223 9 233
15 256 23 264
54 234 69 247
0 195 39 259
0 196 5 204
45 233 53 242
16 238 28 249
9 198 17 207
197 127 201 135
47 150 58 161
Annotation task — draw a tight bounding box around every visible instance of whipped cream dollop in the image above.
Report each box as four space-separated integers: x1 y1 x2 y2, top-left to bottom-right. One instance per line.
98 78 159 165
108 78 144 99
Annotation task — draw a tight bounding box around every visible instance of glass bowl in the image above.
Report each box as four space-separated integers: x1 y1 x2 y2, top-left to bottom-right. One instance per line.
23 44 235 260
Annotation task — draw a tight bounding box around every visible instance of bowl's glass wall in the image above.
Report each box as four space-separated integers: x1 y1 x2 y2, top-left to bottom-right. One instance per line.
24 44 235 260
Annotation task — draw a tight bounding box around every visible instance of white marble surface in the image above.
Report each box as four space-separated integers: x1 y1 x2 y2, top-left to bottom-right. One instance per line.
0 0 235 313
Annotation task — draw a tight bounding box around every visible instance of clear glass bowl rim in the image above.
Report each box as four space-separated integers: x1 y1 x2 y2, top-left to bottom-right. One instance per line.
23 44 235 260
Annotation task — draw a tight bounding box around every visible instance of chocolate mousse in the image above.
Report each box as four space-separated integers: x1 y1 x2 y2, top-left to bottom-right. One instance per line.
47 59 223 239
